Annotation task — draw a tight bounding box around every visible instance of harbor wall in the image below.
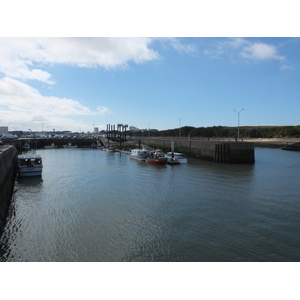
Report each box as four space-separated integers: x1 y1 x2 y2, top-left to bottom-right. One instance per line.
0 146 18 237
9 138 102 152
138 138 255 163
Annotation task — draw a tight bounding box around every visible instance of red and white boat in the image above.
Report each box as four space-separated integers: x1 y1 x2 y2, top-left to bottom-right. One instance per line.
145 149 168 165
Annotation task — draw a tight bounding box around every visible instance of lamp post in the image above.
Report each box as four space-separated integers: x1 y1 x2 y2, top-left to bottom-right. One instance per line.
233 109 244 141
179 118 182 138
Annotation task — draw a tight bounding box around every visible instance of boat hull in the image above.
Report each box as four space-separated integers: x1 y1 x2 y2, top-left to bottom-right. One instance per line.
130 149 149 161
146 157 168 165
130 155 146 161
167 159 180 165
166 152 187 163
18 167 43 177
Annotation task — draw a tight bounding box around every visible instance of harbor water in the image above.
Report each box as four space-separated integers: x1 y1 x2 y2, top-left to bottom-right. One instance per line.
0 147 300 261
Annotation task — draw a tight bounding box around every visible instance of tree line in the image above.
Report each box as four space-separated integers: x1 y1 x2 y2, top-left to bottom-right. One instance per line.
129 125 300 139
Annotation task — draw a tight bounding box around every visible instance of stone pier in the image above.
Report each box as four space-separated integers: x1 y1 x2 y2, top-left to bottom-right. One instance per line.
138 138 255 164
0 146 18 237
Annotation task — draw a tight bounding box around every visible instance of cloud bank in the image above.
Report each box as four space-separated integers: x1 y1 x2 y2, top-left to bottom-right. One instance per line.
0 37 160 83
203 37 285 63
0 37 160 131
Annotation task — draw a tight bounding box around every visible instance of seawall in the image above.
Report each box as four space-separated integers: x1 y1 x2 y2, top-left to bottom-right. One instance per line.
138 138 255 163
0 146 18 237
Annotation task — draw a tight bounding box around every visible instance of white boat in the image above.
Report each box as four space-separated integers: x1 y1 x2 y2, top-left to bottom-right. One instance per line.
165 152 187 163
63 143 77 148
130 148 149 161
45 143 58 149
18 154 43 177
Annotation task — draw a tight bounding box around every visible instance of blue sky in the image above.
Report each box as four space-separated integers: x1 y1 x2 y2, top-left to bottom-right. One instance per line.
1 37 300 132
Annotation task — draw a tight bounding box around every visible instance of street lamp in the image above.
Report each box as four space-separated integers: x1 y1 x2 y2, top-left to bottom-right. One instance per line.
233 109 244 141
179 118 182 138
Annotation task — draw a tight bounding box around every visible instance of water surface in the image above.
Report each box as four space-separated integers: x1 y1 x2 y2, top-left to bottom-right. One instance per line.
1 147 299 261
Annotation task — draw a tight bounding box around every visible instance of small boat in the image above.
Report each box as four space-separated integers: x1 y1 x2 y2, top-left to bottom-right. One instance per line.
130 148 149 161
145 149 168 165
18 154 43 177
63 143 77 148
165 152 187 164
167 157 181 165
91 143 99 149
105 145 115 152
45 143 58 149
23 143 30 151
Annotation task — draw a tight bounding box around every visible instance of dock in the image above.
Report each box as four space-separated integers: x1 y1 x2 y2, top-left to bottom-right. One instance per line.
108 138 255 164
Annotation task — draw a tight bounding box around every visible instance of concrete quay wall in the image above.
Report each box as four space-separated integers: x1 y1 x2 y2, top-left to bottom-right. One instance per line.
0 146 18 237
138 138 255 164
9 138 101 152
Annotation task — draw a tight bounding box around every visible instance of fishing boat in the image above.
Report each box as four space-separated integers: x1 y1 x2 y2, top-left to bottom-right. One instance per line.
63 143 77 148
130 148 149 161
17 154 43 177
165 152 187 164
45 143 58 149
145 149 168 165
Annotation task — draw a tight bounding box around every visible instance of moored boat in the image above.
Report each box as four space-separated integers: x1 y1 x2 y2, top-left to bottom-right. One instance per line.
18 154 43 177
105 145 115 152
23 143 31 151
130 148 149 161
165 152 187 164
45 143 58 149
145 149 168 165
63 143 77 148
167 157 181 165
91 143 101 149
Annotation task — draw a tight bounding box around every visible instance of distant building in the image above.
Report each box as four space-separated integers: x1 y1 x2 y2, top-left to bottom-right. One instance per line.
94 127 99 134
129 126 139 131
0 126 8 135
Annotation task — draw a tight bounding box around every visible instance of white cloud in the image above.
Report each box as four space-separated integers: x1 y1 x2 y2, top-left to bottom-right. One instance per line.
166 37 198 54
240 42 284 61
280 64 295 71
0 77 110 131
204 38 285 62
97 106 111 115
0 37 161 131
0 37 160 84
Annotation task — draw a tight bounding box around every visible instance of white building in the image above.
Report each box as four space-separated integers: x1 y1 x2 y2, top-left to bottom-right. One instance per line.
129 126 139 131
0 126 8 135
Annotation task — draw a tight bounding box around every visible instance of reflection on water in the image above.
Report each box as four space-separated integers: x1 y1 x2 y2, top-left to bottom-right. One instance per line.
17 176 44 187
1 148 300 261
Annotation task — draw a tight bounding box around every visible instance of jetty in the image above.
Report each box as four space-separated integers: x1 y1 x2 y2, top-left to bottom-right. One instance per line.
0 145 18 237
106 137 255 164
137 138 254 163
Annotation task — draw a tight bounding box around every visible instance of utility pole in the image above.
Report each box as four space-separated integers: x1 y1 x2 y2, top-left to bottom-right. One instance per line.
233 109 244 141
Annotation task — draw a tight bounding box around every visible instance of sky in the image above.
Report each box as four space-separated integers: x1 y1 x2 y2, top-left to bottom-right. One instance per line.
0 36 300 133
